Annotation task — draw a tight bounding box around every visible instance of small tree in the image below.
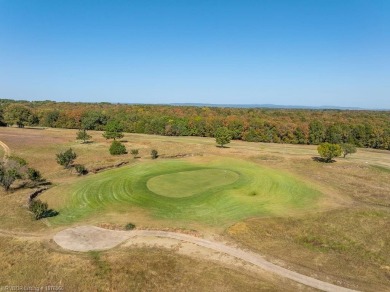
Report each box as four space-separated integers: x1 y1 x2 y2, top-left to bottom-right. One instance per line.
29 199 48 220
0 156 27 191
76 129 92 143
103 120 124 140
341 143 357 158
151 149 158 159
27 167 42 182
74 164 88 175
317 143 342 162
130 149 139 159
56 148 77 169
215 127 232 147
109 141 127 155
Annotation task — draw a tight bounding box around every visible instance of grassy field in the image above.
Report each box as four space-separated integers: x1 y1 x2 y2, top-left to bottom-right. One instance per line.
0 126 389 291
41 157 321 227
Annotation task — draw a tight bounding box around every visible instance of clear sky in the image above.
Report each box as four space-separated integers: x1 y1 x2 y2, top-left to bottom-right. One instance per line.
0 0 389 108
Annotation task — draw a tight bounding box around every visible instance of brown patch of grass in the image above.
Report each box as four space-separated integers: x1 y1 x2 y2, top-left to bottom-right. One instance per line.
227 208 390 292
0 236 290 291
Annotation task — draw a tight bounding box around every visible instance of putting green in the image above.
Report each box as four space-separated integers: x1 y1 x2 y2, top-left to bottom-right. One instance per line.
147 169 239 198
41 158 322 226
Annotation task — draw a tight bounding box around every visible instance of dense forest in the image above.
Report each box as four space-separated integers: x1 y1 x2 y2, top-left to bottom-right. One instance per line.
0 99 389 150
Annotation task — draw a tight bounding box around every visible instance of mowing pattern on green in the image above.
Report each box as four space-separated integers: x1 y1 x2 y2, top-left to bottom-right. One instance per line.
147 169 239 198
42 158 321 226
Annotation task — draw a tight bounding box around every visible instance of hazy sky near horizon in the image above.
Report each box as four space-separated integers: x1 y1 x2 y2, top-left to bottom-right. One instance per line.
0 0 389 108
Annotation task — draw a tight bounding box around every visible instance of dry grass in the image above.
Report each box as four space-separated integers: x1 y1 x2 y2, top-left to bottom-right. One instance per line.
0 236 302 291
0 126 389 291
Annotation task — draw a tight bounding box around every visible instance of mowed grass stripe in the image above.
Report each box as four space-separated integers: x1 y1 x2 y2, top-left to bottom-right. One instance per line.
41 158 322 226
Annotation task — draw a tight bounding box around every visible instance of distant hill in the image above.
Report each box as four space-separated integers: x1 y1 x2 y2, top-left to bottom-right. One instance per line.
169 103 365 110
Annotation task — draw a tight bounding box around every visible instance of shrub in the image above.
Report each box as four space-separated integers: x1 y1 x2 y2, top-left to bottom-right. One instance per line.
317 143 342 162
109 140 127 155
75 164 88 175
125 223 136 230
341 143 357 158
56 148 77 168
27 167 42 181
215 127 232 147
29 199 48 220
151 149 158 159
130 149 139 158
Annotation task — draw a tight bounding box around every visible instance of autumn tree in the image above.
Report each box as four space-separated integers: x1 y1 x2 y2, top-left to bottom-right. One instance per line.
215 127 232 147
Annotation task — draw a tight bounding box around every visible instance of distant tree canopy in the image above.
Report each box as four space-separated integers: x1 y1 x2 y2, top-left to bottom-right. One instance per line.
3 104 35 127
0 99 389 150
317 143 342 162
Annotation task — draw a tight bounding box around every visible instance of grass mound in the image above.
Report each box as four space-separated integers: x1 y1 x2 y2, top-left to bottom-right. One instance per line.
41 158 321 226
147 169 239 198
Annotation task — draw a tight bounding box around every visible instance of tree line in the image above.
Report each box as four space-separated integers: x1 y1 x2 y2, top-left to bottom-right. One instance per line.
0 99 389 150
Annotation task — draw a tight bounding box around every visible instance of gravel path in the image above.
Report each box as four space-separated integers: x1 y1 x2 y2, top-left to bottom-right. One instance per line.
54 225 358 292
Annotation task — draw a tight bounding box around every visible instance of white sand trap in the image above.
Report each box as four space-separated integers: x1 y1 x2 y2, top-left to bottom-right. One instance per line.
53 225 131 252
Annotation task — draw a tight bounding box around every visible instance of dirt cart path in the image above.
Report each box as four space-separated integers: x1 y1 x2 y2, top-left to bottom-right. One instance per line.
54 226 358 292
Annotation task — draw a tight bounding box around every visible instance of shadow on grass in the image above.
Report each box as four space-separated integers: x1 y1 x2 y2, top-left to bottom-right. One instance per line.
311 157 336 163
41 209 59 219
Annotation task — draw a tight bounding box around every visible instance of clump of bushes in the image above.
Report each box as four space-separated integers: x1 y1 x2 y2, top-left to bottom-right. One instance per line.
109 141 127 155
151 149 158 159
27 167 42 181
125 223 136 230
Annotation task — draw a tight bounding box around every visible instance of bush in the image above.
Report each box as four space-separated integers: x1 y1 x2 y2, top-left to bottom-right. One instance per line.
317 143 342 162
341 143 357 158
109 140 127 155
27 167 42 181
125 223 136 230
151 149 158 159
29 199 48 220
130 149 139 158
74 164 88 175
56 148 77 168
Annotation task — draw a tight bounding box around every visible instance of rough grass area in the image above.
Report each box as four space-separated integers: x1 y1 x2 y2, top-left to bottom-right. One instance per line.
227 208 390 292
40 158 321 226
0 236 288 291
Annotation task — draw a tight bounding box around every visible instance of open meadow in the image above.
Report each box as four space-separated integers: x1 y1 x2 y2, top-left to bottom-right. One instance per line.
0 126 389 291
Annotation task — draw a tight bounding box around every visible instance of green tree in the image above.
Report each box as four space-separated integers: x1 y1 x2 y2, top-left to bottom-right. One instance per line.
215 127 232 147
3 104 34 128
309 120 326 145
74 164 88 175
341 143 357 158
56 148 77 168
81 111 107 130
76 129 92 143
317 143 342 162
109 141 127 155
27 167 42 182
0 156 27 191
103 120 124 140
151 149 158 159
130 149 139 158
29 199 48 220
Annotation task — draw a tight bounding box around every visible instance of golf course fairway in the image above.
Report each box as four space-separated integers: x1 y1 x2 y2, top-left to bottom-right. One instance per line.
41 158 322 226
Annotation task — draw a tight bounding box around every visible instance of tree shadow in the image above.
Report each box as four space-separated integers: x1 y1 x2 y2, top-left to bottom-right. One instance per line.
216 145 230 148
41 209 59 219
311 157 336 163
81 141 94 144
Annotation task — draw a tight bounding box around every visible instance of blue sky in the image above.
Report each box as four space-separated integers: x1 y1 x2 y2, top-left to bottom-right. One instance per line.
0 0 389 108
